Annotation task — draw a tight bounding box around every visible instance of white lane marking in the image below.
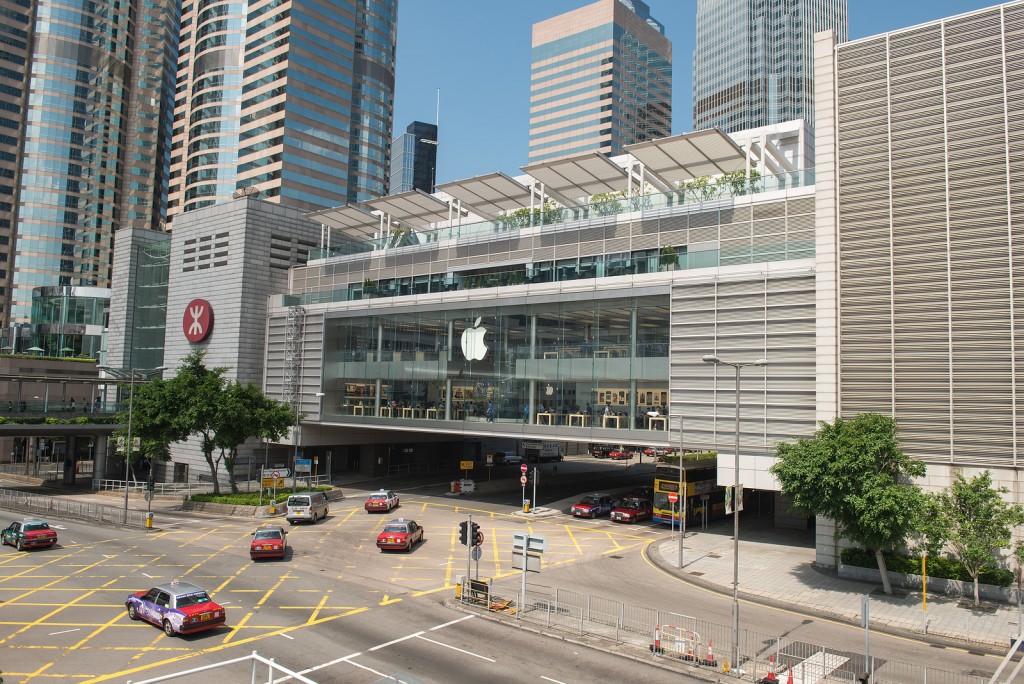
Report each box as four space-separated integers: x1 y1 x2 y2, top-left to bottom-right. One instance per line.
49 628 80 636
369 630 425 651
299 652 362 674
280 633 294 640
416 635 495 662
541 677 566 684
142 573 154 578
51 525 66 530
343 660 391 678
428 614 475 630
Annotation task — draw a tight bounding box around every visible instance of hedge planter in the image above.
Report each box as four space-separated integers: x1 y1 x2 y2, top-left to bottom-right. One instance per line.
838 563 1013 603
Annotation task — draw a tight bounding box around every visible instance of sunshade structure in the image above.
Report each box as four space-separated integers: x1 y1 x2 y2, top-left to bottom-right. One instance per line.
520 152 630 207
362 189 460 227
436 172 535 220
624 128 747 188
308 204 380 240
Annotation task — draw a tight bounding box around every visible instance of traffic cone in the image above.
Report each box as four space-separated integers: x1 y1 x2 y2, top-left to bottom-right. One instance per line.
702 639 717 667
786 665 794 684
761 655 778 682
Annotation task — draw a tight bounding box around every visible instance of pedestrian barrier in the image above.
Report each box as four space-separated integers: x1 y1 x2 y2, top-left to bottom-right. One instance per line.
475 581 988 684
0 487 150 527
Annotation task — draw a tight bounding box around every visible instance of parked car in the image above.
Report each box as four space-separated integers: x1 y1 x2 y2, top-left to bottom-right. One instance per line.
125 581 225 636
1 519 57 551
364 489 400 513
376 518 424 552
610 497 654 524
571 493 617 518
606 447 633 460
250 525 287 560
501 452 523 466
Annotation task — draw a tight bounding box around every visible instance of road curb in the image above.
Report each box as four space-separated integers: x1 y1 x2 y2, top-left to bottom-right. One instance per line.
643 538 1006 657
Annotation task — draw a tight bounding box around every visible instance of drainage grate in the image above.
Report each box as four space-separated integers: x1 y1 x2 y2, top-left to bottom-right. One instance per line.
608 555 623 559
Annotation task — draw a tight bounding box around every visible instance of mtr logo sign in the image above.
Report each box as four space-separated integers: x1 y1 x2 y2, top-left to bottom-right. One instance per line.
183 299 214 343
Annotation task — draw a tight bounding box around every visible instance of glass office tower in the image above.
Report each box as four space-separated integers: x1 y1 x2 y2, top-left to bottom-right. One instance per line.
529 0 672 163
389 121 439 194
168 0 398 217
693 0 847 133
0 0 179 325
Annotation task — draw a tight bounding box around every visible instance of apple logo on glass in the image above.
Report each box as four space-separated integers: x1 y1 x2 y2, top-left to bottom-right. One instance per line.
461 317 489 361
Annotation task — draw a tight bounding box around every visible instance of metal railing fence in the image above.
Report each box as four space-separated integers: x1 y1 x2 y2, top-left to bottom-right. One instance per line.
465 580 988 684
0 487 149 527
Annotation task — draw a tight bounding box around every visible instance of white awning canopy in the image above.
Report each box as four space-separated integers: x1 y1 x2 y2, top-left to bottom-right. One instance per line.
307 204 379 237
625 128 747 187
436 172 534 219
362 189 458 226
521 152 631 207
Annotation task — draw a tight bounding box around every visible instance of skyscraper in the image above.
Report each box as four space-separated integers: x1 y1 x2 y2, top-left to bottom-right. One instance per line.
529 0 672 164
0 0 180 325
693 0 847 133
168 0 398 218
390 122 439 194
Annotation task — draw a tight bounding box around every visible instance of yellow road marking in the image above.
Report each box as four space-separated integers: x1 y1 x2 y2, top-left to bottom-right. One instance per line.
65 578 128 650
254 573 291 609
223 611 252 644
379 595 402 606
308 591 330 623
131 629 166 663
563 525 583 556
81 606 370 682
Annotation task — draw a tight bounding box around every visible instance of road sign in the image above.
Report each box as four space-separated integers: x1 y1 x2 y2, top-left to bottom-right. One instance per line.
460 460 474 470
520 463 528 473
472 546 482 561
272 470 280 478
295 458 311 473
668 492 679 504
262 478 284 488
520 474 528 485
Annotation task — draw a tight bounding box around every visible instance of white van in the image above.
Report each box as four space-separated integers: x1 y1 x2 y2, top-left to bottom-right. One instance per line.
285 491 328 524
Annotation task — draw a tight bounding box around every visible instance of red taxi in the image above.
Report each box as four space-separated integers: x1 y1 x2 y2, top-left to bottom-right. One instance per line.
376 518 424 552
250 525 288 560
607 447 633 460
125 581 225 636
610 497 653 524
365 489 399 513
2 518 58 551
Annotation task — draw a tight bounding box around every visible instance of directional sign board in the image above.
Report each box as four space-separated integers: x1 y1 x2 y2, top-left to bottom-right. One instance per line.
262 478 285 488
460 460 475 470
511 551 541 572
295 458 312 473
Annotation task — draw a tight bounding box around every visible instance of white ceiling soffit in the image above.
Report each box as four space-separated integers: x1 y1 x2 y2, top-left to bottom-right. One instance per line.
362 189 458 226
521 152 630 207
436 172 534 219
307 204 380 237
625 128 746 186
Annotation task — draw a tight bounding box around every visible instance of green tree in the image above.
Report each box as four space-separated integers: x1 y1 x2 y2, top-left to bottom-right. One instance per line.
213 382 295 493
770 413 926 594
929 471 1024 606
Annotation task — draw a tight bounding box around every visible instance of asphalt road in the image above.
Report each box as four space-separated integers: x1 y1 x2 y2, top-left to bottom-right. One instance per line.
0 463 1000 683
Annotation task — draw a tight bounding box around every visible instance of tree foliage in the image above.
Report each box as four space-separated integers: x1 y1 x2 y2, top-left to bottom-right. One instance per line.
770 413 926 594
925 471 1024 606
127 351 294 494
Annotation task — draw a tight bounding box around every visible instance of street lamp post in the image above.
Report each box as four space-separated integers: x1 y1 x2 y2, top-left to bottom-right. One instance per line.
702 353 767 671
98 365 167 523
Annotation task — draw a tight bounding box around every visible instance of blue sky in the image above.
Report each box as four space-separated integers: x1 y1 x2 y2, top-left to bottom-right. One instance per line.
392 0 1004 184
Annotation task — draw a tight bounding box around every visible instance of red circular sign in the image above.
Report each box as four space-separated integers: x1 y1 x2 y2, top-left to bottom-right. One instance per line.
520 464 528 473
668 492 679 504
183 299 214 343
520 475 528 485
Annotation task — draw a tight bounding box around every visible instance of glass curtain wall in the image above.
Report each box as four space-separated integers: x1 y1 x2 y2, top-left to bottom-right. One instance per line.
322 296 671 430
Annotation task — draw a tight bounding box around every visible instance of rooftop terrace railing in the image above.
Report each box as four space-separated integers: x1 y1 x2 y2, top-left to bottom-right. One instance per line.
310 168 815 260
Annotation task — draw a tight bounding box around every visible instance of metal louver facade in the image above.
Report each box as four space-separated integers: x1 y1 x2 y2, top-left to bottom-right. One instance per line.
822 3 1024 468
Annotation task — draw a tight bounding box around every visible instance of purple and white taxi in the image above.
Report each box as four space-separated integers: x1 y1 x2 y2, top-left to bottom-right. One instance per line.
125 581 226 636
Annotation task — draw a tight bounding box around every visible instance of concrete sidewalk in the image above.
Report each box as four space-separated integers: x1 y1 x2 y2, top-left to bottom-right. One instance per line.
648 519 1016 653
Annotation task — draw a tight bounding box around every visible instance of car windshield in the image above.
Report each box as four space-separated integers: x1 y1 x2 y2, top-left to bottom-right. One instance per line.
369 493 388 500
287 496 309 506
580 496 600 505
621 499 645 509
383 524 407 533
176 592 212 607
23 522 49 532
254 530 282 540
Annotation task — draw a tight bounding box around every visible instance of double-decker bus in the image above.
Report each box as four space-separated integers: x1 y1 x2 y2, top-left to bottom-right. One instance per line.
652 459 724 526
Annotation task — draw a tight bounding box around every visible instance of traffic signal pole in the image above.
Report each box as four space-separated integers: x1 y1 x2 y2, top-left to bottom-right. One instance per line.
466 513 472 591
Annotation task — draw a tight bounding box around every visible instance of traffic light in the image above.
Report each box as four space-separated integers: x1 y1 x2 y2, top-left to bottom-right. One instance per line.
473 522 483 547
146 477 155 493
458 521 469 546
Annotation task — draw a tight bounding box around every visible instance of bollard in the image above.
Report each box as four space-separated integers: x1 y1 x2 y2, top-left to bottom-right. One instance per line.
269 500 276 515
523 499 531 513
145 512 153 530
